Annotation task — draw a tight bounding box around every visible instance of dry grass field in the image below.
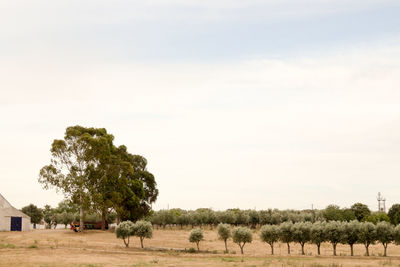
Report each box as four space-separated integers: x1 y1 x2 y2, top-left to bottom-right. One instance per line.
1 228 400 267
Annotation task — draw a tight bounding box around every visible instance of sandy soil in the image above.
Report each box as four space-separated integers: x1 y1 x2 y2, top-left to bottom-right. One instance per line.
1 228 400 266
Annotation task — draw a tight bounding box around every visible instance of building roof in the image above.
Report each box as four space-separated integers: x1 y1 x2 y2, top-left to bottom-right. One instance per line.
0 193 30 219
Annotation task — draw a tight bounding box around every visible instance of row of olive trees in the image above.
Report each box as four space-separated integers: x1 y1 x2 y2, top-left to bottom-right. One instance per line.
150 203 400 229
116 220 153 248
258 221 400 257
115 220 400 257
150 208 321 228
190 225 253 254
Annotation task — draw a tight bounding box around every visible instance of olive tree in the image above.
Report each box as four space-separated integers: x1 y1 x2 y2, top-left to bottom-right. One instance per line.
358 221 376 256
324 221 344 256
393 224 400 247
260 224 279 255
189 228 204 251
376 221 394 256
279 221 293 254
217 223 231 253
133 220 153 248
388 204 400 225
116 221 135 247
310 221 326 255
342 220 360 256
232 226 252 254
292 222 312 255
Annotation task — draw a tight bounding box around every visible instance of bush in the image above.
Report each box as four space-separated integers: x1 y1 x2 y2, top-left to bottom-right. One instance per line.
115 221 135 247
133 220 153 248
217 223 231 253
232 226 252 254
189 228 203 251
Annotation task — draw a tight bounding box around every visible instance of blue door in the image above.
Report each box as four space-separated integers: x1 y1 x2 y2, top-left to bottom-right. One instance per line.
11 217 22 231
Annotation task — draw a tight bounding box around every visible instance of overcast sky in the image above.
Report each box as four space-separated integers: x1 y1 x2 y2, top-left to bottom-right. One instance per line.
1 0 400 211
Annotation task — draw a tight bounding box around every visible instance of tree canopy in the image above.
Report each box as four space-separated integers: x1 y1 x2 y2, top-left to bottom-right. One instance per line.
39 126 158 231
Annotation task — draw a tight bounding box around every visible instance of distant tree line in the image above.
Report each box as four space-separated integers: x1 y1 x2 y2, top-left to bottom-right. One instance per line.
149 203 400 229
21 200 117 229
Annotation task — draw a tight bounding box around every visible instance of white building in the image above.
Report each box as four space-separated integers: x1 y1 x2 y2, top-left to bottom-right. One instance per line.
0 194 31 231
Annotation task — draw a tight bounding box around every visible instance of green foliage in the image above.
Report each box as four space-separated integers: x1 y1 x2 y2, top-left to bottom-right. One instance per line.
292 222 312 255
232 226 252 254
351 203 371 222
310 221 326 255
358 221 376 256
279 221 293 244
217 223 231 241
21 204 43 225
388 204 400 225
217 223 231 253
376 221 394 256
323 205 355 222
364 212 390 224
259 224 279 255
116 221 135 247
324 221 345 256
39 126 158 232
342 220 361 256
133 220 153 248
189 228 203 251
59 211 75 228
394 224 400 245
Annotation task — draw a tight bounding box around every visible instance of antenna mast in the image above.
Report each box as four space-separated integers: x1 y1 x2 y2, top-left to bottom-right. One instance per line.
377 192 386 212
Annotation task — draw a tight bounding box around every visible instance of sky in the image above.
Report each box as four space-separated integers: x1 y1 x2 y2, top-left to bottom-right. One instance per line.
1 0 400 212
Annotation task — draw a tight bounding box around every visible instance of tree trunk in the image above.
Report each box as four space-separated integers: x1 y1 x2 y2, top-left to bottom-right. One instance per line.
79 195 84 232
301 243 305 255
384 243 387 257
101 207 107 231
365 244 370 256
317 244 321 255
240 244 244 254
140 237 144 248
287 243 291 254
224 240 228 253
123 237 130 248
350 244 354 256
196 242 200 251
270 243 274 255
333 243 337 256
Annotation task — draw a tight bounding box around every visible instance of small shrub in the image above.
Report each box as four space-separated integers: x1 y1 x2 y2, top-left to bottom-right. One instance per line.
189 228 204 251
28 244 38 249
188 247 196 253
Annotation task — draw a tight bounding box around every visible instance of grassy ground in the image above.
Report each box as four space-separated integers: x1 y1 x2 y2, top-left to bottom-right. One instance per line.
1 228 400 266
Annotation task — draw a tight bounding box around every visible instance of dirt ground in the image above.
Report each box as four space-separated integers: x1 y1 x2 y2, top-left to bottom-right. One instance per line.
1 228 400 267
